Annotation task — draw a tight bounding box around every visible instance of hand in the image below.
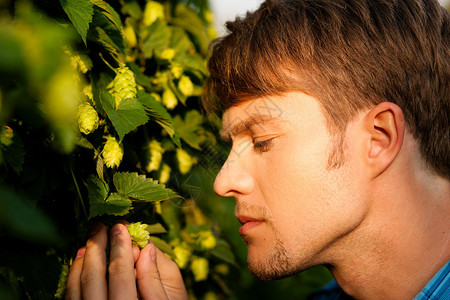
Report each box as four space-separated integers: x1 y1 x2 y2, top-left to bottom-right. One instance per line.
65 223 188 300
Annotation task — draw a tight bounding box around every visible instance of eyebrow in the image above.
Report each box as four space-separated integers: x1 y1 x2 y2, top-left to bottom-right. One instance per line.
219 115 282 144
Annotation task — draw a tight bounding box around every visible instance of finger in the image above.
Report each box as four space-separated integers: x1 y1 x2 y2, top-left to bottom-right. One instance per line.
65 247 85 300
108 223 138 300
152 246 188 300
80 223 108 300
136 242 169 300
133 245 140 264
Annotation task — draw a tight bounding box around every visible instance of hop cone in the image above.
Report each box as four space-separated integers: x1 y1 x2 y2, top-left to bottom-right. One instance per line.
77 103 99 135
127 222 150 249
190 257 209 281
146 140 164 172
102 136 123 168
178 75 194 97
196 231 217 250
176 148 195 174
109 66 137 108
173 243 191 269
162 88 177 110
143 1 165 26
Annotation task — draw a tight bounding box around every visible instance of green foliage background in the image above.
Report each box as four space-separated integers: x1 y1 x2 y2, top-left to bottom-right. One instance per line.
0 0 332 299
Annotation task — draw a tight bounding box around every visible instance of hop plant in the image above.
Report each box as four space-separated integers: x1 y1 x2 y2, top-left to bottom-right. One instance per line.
170 64 183 79
176 148 196 174
127 222 150 248
102 136 123 168
143 1 165 26
162 88 177 110
159 163 171 184
196 230 217 250
124 21 137 48
190 257 209 282
77 103 99 135
109 66 137 108
54 260 70 299
173 243 191 269
146 140 164 172
159 48 175 61
178 75 194 97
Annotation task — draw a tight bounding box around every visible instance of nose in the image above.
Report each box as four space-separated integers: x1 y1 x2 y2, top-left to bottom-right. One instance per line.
214 151 255 197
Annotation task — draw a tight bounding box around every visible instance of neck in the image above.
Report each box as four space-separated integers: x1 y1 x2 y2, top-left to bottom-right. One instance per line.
327 160 450 299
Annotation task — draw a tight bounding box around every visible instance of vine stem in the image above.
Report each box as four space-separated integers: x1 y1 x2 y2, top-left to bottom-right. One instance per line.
70 165 88 220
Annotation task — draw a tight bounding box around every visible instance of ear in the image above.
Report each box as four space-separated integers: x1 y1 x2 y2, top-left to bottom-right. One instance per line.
364 102 405 178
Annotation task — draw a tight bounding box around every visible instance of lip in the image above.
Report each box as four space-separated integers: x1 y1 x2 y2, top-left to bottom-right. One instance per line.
237 215 263 235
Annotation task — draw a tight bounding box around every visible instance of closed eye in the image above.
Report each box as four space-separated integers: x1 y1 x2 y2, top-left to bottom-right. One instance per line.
253 138 275 153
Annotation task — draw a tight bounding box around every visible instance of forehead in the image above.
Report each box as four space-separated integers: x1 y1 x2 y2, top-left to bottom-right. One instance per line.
221 96 285 126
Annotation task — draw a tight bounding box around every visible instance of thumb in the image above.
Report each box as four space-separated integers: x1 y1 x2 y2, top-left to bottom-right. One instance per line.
136 242 169 300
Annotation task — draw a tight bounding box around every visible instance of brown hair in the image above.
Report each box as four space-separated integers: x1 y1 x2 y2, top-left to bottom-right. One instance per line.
204 0 449 178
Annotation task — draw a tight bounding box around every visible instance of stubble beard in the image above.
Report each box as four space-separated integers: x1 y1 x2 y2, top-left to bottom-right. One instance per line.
245 232 299 281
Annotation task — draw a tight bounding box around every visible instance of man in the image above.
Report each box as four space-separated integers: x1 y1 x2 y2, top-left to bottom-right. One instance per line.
66 0 449 299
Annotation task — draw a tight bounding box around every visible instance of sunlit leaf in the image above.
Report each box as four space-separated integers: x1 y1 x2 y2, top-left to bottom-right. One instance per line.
100 91 148 141
113 172 180 202
138 92 181 147
59 0 94 45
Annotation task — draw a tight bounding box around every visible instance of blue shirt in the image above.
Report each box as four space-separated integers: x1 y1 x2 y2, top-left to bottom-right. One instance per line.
413 261 450 300
309 261 450 300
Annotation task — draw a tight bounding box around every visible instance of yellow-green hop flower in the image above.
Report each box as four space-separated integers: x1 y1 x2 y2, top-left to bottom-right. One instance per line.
159 163 171 184
83 84 93 100
178 75 194 97
102 136 123 168
214 264 229 276
171 64 183 79
176 148 196 174
159 48 175 61
77 103 99 135
196 230 217 250
190 257 209 281
203 291 218 300
124 22 137 48
146 140 164 172
127 222 150 248
204 10 214 24
162 88 177 110
173 243 191 269
54 260 70 299
143 1 165 26
109 66 137 108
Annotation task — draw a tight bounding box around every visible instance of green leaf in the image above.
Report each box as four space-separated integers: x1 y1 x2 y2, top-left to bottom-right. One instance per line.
0 186 60 244
121 1 142 19
173 52 207 75
145 223 167 234
149 236 175 257
171 4 209 54
138 92 181 147
100 91 148 141
173 110 203 150
88 8 125 56
90 193 132 218
170 27 194 54
59 0 94 45
90 0 123 34
87 176 132 218
211 240 236 265
141 19 171 58
113 172 180 202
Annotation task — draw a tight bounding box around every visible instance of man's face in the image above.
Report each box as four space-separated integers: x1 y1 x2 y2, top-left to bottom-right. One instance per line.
214 92 370 280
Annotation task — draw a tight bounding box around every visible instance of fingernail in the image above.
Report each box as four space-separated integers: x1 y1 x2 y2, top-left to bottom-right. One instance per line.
89 223 102 237
150 245 157 263
111 224 123 237
76 247 86 259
